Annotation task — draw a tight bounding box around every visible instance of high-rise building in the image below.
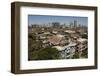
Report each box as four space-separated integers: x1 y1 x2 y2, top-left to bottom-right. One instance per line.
69 22 73 28
74 20 77 28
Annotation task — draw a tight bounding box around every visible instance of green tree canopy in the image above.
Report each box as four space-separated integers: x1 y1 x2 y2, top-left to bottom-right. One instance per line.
81 33 88 39
30 47 60 60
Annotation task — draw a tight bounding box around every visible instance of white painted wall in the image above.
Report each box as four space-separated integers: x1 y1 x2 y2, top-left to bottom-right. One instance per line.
0 0 100 76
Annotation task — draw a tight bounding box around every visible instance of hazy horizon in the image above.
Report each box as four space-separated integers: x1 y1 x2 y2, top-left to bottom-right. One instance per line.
28 15 88 26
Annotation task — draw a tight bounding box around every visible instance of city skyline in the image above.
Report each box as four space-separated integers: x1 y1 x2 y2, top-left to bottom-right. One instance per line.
28 15 88 26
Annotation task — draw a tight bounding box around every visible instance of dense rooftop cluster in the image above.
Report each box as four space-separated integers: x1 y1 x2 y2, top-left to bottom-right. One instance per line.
28 21 88 60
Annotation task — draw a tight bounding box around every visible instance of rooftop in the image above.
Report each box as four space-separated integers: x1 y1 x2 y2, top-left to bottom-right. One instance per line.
78 38 87 42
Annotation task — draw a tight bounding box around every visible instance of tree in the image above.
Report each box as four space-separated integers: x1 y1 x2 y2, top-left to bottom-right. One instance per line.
28 33 36 40
81 33 88 39
81 48 88 58
72 51 79 59
32 47 60 60
28 33 43 60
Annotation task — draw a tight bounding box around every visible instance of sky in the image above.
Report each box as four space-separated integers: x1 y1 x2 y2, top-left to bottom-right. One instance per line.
28 15 88 26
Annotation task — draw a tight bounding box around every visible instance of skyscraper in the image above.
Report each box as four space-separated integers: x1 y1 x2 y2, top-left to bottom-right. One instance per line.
74 20 77 28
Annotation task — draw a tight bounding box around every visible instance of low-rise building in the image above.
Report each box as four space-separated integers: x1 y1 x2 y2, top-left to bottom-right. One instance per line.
77 38 87 57
53 42 77 59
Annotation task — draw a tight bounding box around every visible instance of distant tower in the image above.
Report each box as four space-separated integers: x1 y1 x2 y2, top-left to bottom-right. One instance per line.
78 24 81 27
69 22 73 28
74 20 77 28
